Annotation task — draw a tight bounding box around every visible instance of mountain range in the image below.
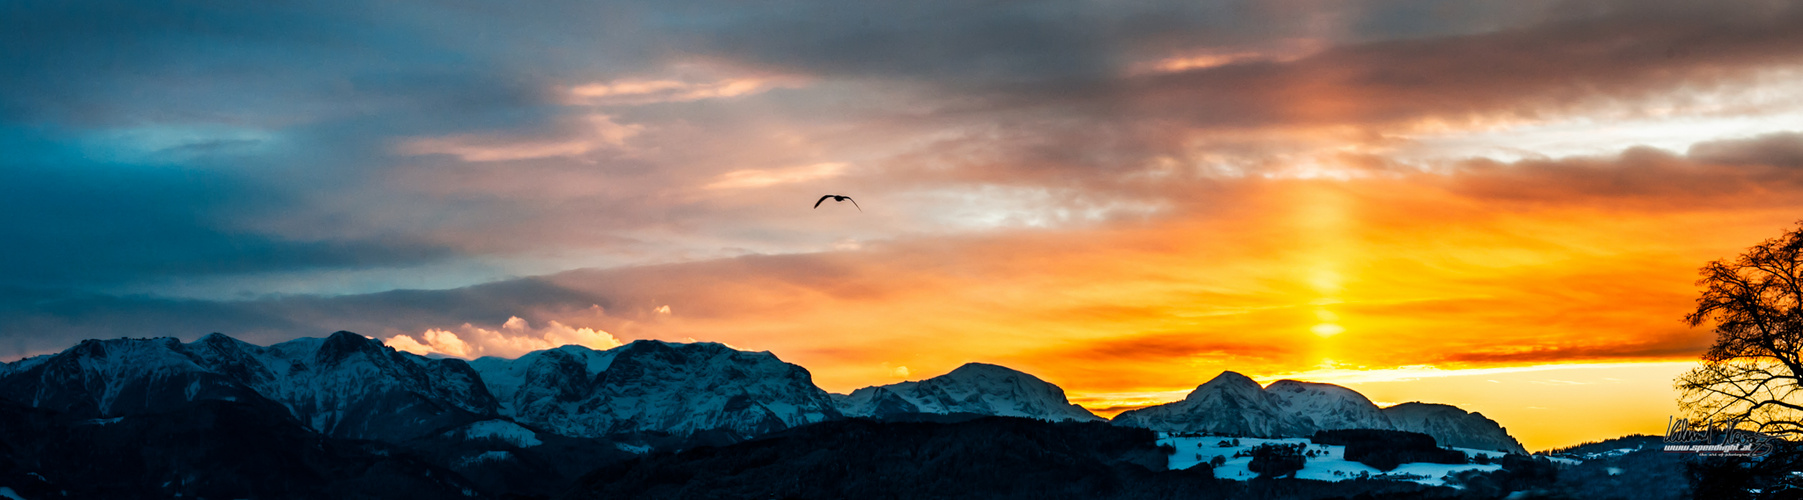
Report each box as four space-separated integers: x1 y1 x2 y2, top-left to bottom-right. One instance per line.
0 332 1529 495
0 332 498 442
1112 371 1527 454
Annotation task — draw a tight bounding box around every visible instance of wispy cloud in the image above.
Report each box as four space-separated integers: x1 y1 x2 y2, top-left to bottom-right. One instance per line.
396 114 642 162
1128 38 1327 75
704 162 849 190
568 77 798 106
1262 361 1697 386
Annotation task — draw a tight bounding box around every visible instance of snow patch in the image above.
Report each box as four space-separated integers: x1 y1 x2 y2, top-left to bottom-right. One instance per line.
455 451 514 467
0 354 51 378
452 420 542 447
1453 447 1506 459
615 443 653 454
1161 435 1502 487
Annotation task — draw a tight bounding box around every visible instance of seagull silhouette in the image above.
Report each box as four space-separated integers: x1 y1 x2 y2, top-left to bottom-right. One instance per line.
814 194 861 212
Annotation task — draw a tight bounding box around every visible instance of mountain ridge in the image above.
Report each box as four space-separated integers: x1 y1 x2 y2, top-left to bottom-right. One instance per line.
1383 401 1528 454
0 333 1528 454
833 362 1104 422
467 339 842 438
1110 370 1527 454
1110 371 1315 437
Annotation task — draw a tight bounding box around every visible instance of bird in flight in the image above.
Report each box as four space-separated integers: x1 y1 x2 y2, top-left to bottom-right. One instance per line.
814 194 861 211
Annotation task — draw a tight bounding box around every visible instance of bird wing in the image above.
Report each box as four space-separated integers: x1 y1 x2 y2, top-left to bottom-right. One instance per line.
814 195 833 209
846 197 861 211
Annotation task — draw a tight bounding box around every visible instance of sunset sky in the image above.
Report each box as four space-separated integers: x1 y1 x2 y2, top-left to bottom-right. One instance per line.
7 0 1803 451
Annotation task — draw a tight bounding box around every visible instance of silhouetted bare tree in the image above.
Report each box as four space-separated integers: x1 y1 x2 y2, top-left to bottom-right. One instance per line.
1678 222 1803 439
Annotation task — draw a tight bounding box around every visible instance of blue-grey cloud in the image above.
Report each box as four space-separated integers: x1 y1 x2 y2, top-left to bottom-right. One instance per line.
0 276 598 359
0 125 454 288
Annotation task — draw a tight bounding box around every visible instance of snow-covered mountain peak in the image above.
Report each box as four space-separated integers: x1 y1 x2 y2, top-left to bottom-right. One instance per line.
1115 370 1312 437
187 332 266 359
1266 379 1347 394
545 344 619 377
1382 402 1527 454
0 354 50 378
834 362 1103 422
1186 370 1263 400
467 338 839 438
936 362 1066 390
941 362 1019 377
314 330 387 365
229 331 499 440
1265 379 1378 410
1116 372 1525 453
184 333 281 389
64 337 186 365
608 339 748 364
469 343 621 416
0 337 266 418
195 331 250 348
0 332 503 441
265 336 325 359
61 337 207 381
1265 379 1394 432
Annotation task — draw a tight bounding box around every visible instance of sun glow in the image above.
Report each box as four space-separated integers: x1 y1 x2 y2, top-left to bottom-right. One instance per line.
1310 323 1345 337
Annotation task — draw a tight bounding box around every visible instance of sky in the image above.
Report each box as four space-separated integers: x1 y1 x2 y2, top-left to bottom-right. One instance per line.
6 0 1803 451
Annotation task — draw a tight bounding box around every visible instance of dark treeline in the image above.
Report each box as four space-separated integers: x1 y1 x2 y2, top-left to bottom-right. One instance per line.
1312 429 1469 471
562 417 1453 500
0 398 479 499
0 397 1760 500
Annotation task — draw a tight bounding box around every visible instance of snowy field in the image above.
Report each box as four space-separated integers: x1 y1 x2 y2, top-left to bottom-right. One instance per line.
1159 435 1506 487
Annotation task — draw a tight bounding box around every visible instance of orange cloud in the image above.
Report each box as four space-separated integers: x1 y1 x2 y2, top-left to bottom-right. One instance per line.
568 76 799 105
704 162 849 190
386 315 623 359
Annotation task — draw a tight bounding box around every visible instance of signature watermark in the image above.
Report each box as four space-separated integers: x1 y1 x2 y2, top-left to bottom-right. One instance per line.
1664 417 1777 457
